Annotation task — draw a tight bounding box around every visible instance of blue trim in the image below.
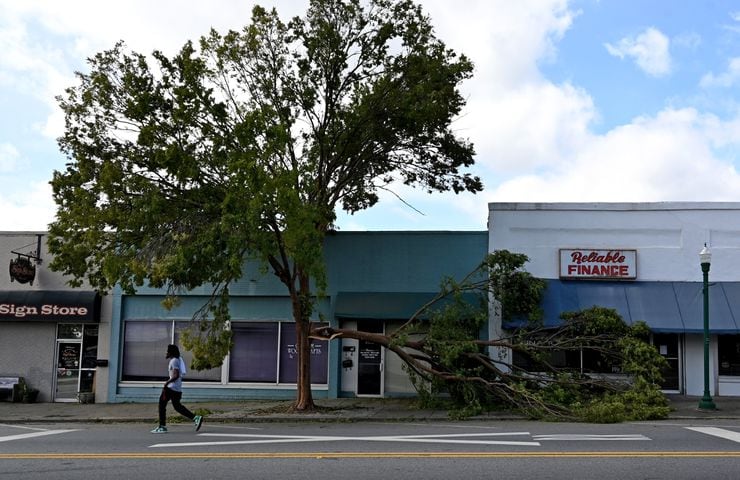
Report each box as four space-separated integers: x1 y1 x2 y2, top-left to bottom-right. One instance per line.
327 314 340 398
115 385 330 403
107 287 123 402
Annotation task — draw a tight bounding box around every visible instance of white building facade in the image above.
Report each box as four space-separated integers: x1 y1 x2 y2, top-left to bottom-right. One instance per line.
488 202 740 396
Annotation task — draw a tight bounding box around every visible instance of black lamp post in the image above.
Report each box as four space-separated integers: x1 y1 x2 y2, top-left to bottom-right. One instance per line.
698 244 716 410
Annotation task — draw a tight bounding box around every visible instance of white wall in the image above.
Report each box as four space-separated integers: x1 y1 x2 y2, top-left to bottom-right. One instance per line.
1 232 67 289
488 202 740 281
340 320 358 394
685 335 717 396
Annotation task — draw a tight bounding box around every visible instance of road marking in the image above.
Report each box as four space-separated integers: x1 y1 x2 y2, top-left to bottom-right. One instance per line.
0 424 54 432
151 431 655 449
534 434 651 441
686 427 740 443
150 432 540 448
2 451 740 460
0 429 78 443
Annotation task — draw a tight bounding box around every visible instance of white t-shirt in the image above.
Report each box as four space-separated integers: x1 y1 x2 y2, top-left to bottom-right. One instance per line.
167 357 186 392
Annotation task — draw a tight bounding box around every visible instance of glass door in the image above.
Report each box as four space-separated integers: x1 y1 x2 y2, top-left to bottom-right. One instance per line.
653 333 681 393
56 341 81 401
356 320 384 396
54 324 98 402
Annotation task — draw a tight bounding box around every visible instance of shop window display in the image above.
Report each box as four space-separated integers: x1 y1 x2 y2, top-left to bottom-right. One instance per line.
122 321 172 381
719 335 740 376
513 347 619 374
229 322 279 382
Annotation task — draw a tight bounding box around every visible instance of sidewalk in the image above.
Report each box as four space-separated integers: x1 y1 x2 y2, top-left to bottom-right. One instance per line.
0 395 738 424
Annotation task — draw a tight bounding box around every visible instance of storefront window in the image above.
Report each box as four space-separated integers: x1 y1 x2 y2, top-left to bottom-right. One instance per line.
582 349 621 374
513 346 618 374
174 322 222 382
229 322 279 382
122 321 172 381
278 323 328 384
58 323 83 339
122 320 330 385
719 335 740 376
81 325 98 369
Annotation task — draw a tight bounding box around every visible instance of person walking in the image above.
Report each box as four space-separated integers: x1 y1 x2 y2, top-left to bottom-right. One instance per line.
151 344 204 433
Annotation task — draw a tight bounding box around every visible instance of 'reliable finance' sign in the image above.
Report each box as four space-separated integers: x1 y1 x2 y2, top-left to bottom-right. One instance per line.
559 249 637 280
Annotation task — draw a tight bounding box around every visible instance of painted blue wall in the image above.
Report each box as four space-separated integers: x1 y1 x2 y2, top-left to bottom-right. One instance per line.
325 231 488 293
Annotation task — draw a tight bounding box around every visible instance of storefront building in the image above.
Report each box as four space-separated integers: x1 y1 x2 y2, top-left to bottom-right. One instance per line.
0 232 111 403
489 202 740 396
108 231 488 403
9 203 740 404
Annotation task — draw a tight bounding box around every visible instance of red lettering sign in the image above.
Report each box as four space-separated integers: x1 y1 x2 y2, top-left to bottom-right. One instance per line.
560 249 636 280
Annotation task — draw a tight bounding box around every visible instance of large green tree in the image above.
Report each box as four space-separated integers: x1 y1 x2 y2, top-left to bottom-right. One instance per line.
49 0 481 409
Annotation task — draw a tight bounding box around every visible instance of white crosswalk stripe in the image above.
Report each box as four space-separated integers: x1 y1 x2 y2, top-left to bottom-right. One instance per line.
534 434 650 441
151 431 655 449
686 427 740 443
151 432 540 448
0 429 78 443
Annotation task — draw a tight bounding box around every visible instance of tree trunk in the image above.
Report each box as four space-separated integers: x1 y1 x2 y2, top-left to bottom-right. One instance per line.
292 270 315 411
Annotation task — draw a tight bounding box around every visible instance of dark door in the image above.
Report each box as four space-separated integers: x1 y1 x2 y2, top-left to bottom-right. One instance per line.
357 320 383 396
653 333 681 392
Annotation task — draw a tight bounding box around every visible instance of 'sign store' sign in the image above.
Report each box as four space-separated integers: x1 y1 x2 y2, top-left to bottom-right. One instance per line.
560 249 636 280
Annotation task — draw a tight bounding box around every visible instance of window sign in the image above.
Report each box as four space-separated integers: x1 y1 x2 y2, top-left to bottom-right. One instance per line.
278 323 328 384
560 249 637 280
58 343 81 369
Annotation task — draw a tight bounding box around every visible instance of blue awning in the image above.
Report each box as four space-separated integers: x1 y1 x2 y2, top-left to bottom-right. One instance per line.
521 280 740 333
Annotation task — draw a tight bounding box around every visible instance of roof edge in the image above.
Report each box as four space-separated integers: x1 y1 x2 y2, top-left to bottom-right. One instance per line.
488 202 740 212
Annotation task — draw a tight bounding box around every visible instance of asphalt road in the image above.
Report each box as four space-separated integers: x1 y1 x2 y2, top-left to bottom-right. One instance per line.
1 420 739 479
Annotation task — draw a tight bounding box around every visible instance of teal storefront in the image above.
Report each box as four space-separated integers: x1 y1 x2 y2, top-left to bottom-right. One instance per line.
106 231 488 403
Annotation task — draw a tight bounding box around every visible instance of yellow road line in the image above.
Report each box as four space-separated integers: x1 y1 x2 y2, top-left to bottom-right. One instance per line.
1 451 739 460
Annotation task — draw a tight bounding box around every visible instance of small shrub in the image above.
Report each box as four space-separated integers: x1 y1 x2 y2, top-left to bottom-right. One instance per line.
578 400 626 423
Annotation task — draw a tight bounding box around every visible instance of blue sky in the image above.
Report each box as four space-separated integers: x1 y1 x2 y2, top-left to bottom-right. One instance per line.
2 0 740 232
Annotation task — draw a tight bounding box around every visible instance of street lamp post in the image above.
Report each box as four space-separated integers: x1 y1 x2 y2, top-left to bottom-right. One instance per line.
698 244 716 410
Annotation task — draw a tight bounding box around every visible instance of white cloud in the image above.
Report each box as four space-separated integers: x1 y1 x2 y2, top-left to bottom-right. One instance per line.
488 108 740 203
424 0 576 90
0 181 55 231
0 143 20 172
700 57 740 88
473 81 596 173
605 27 672 77
0 0 308 140
673 32 701 50
422 0 589 173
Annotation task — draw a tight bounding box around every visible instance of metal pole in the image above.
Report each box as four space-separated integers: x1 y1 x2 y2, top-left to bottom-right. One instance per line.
699 261 716 410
